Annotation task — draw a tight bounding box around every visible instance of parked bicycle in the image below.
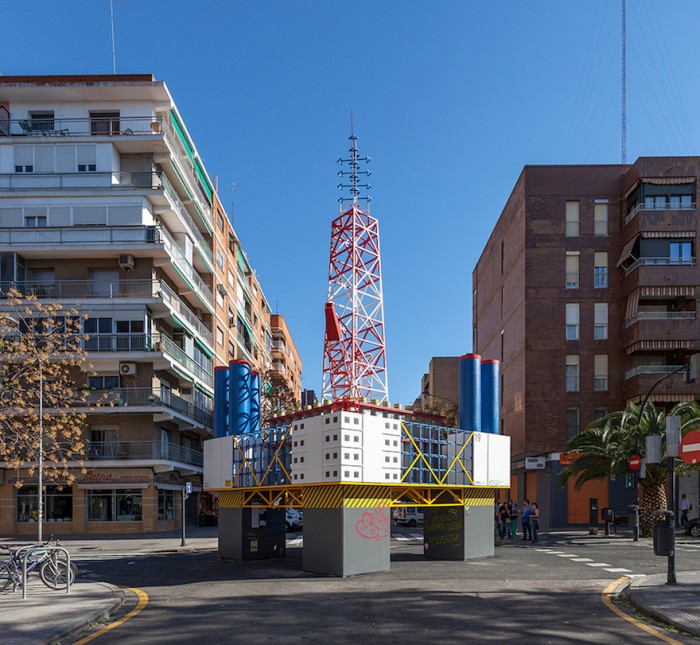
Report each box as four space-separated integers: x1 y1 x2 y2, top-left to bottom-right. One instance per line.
0 536 76 591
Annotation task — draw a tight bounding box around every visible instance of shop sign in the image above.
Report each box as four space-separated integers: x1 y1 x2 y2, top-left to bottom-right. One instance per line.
525 457 545 470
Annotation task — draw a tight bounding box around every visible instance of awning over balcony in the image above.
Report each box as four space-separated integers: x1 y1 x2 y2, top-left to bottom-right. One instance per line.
626 339 694 355
625 289 640 321
640 286 696 297
641 230 695 238
617 235 639 267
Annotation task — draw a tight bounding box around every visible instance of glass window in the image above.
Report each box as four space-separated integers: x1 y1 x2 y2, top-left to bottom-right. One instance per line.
566 355 579 392
158 490 175 520
566 408 579 440
670 241 693 265
87 489 142 522
216 326 224 346
216 249 225 270
594 303 608 340
17 485 73 523
85 317 114 350
29 111 54 132
87 375 119 389
565 201 579 237
90 111 120 135
566 303 579 340
594 407 608 420
681 195 692 208
594 354 608 391
25 215 47 227
594 252 608 289
654 195 666 209
594 202 608 236
566 254 579 289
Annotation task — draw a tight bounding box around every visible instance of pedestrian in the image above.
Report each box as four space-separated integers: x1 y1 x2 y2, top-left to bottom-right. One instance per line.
509 499 519 539
531 502 540 543
680 494 692 527
497 500 509 539
521 499 532 541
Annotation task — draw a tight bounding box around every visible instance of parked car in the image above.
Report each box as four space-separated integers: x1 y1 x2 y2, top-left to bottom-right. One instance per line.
686 517 700 538
394 506 424 527
286 508 303 531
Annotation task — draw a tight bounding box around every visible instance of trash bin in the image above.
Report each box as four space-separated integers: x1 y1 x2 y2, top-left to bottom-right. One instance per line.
601 508 614 523
652 509 675 557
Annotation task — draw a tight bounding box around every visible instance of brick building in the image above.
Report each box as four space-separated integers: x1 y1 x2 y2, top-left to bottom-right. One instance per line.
473 158 700 527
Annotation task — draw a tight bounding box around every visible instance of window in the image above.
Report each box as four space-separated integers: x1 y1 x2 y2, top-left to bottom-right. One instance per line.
594 354 608 391
115 319 145 350
594 407 608 420
216 249 225 270
216 289 224 308
158 490 175 520
77 144 97 172
228 270 235 289
24 214 47 227
566 355 579 391
87 489 143 521
566 408 579 440
228 340 235 359
29 111 54 132
566 253 579 288
217 213 224 231
17 485 72 522
566 201 579 237
85 317 113 350
90 111 120 135
87 375 119 389
594 201 608 236
90 270 119 297
216 326 224 346
654 195 666 209
565 303 579 340
594 252 608 288
594 303 608 339
670 241 693 265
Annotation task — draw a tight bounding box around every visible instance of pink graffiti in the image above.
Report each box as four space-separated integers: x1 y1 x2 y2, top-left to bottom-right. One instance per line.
355 507 390 541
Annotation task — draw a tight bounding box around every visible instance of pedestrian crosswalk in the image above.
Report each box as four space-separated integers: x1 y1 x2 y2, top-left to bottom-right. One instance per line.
535 548 640 576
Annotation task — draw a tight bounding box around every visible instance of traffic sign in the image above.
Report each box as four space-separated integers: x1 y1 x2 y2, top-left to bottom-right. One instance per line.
629 455 641 471
680 430 700 465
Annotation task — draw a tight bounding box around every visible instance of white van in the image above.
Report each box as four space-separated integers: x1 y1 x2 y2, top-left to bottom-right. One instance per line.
394 507 424 527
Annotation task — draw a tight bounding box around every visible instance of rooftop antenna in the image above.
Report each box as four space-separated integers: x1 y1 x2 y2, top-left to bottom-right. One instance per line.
231 181 238 223
337 111 372 207
621 0 627 164
110 0 117 74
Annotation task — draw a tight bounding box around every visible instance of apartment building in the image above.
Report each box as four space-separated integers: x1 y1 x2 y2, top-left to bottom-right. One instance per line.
417 357 459 417
270 313 302 404
0 74 272 535
473 158 700 527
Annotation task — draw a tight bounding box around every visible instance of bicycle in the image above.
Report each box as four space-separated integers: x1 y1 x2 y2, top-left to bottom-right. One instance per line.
0 537 77 591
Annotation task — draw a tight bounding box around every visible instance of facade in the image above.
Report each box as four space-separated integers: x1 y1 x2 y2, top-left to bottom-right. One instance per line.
0 74 273 535
418 357 459 417
270 313 302 404
473 158 700 527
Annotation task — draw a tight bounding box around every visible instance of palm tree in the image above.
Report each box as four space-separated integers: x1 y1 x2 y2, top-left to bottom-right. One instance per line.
558 401 700 536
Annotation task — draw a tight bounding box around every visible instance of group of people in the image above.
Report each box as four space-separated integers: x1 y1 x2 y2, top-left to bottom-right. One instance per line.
496 499 540 543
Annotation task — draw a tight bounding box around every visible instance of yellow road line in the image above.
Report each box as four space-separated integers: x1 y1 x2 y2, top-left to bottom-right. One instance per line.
601 578 682 645
73 587 149 644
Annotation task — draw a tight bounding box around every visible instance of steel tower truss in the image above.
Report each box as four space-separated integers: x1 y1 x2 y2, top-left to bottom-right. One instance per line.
322 131 388 402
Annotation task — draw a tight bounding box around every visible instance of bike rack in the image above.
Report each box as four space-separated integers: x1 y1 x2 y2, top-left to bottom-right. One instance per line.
20 544 72 599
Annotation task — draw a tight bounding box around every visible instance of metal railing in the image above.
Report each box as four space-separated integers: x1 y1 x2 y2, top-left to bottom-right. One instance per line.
625 201 696 224
624 257 695 275
81 386 212 427
86 439 203 467
624 311 696 327
158 334 212 384
160 226 213 308
0 115 165 138
624 364 686 380
0 170 165 191
0 225 160 247
158 281 212 345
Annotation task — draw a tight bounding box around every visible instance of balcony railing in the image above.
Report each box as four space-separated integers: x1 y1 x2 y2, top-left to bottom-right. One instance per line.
624 257 695 276
0 225 160 247
85 439 203 468
158 281 212 346
81 386 212 427
0 170 166 191
158 334 212 384
0 116 165 138
624 365 685 380
625 201 696 224
624 311 696 327
160 226 213 309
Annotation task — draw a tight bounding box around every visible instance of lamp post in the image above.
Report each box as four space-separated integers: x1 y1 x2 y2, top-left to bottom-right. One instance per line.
632 363 690 542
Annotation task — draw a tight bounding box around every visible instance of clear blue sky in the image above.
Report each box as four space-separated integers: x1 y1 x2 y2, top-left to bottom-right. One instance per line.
2 1 699 405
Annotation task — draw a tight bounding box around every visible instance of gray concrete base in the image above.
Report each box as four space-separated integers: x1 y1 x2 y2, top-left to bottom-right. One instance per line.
424 505 494 560
303 506 391 576
218 507 286 561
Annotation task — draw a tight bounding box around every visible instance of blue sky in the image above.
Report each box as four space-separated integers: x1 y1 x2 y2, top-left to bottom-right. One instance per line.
2 1 699 405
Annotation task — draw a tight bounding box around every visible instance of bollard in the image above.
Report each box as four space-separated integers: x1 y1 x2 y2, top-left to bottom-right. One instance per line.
652 509 676 585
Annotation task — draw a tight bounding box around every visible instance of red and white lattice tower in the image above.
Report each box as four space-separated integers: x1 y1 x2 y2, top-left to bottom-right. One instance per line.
322 127 389 402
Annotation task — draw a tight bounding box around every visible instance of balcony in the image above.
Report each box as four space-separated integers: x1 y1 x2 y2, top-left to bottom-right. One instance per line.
625 201 695 225
624 257 695 276
0 224 159 248
624 364 685 379
0 115 166 138
85 439 203 469
0 170 166 191
625 311 696 327
80 386 212 428
0 279 213 348
622 364 696 403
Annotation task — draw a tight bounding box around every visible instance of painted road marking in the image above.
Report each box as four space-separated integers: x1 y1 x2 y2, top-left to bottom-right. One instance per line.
604 567 632 573
554 553 577 557
570 558 593 562
72 587 149 644
585 562 612 567
602 578 682 644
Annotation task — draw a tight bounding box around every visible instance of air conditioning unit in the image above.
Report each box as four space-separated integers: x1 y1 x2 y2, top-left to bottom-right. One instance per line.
119 362 138 376
118 255 135 271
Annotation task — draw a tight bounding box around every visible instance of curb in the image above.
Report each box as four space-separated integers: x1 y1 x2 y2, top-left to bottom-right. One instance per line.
52 583 126 645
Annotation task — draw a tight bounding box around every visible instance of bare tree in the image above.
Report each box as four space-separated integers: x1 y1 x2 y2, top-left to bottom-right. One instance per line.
0 289 91 491
261 369 299 424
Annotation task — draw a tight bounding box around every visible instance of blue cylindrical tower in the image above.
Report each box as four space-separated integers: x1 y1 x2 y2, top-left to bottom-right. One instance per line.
481 359 500 434
229 360 251 435
458 354 481 432
214 365 229 437
249 370 261 434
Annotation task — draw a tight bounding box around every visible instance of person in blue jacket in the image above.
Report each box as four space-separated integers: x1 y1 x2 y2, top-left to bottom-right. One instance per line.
521 499 532 541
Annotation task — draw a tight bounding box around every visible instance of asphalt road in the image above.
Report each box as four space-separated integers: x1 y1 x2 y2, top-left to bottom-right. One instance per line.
68 530 700 644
